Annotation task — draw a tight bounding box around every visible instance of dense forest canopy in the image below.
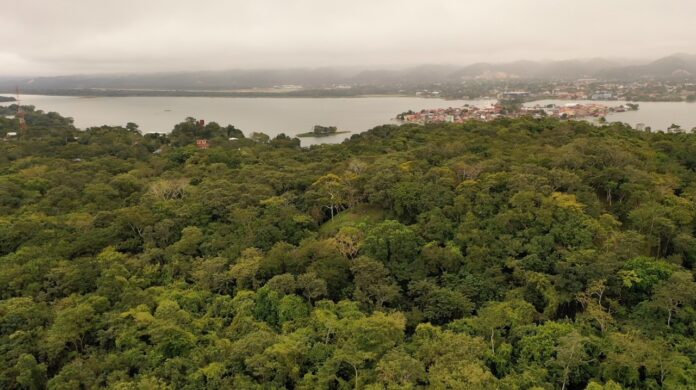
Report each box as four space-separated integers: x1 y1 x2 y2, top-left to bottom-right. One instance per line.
0 105 696 389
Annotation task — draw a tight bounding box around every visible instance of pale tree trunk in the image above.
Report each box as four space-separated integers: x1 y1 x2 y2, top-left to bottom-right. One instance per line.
561 365 570 390
561 349 576 390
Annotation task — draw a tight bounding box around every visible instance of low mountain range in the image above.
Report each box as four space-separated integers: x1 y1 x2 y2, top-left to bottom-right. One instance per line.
1 54 694 93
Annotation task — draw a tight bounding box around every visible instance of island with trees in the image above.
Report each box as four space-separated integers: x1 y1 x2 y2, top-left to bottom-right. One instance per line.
0 107 696 389
297 124 350 138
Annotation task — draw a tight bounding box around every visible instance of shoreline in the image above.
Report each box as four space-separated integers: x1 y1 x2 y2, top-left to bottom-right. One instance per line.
1 90 694 103
0 90 413 100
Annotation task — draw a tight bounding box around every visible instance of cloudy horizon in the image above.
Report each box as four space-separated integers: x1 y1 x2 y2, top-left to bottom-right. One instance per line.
1 0 695 77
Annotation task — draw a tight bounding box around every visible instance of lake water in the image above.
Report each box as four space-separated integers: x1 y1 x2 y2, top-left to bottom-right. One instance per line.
2 95 695 145
528 99 696 131
0 95 493 146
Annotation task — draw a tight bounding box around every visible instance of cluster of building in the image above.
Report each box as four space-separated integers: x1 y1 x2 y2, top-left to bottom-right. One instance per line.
530 103 625 119
397 104 508 123
396 102 637 124
424 79 696 102
545 80 696 102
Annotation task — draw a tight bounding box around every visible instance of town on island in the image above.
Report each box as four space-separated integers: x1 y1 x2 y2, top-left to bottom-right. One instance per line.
397 95 640 125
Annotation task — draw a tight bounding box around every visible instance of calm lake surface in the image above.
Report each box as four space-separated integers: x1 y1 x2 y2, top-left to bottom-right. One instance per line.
1 95 493 146
2 95 695 145
528 99 696 131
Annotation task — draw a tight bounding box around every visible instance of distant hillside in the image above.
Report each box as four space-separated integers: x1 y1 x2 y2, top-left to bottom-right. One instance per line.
1 54 693 93
0 68 357 91
446 58 621 80
597 53 696 79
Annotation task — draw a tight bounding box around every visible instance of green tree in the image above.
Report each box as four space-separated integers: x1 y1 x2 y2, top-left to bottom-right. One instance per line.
650 271 696 326
308 174 348 220
14 354 47 390
229 248 264 290
351 256 400 310
467 300 536 354
362 220 422 282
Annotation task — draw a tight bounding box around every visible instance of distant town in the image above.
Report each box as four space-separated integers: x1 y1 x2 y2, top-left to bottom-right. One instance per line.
413 79 696 102
396 100 639 124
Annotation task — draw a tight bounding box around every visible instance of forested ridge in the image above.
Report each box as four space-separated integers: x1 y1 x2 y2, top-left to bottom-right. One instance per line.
1 105 696 389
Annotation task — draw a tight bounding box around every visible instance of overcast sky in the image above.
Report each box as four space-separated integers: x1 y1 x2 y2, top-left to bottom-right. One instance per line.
1 0 694 76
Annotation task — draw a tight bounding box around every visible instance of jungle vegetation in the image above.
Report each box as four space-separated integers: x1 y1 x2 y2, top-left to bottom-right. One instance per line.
0 105 696 389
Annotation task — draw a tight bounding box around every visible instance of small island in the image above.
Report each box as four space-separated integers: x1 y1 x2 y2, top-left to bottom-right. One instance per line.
297 125 350 138
0 96 17 103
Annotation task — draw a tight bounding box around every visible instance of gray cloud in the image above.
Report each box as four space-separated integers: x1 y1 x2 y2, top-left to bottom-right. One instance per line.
1 0 695 75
